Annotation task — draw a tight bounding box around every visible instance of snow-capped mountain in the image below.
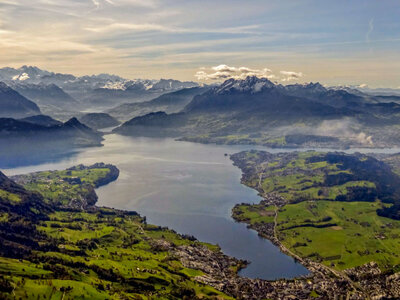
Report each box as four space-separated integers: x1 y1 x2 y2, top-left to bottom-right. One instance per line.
0 66 197 92
0 66 199 109
213 76 276 95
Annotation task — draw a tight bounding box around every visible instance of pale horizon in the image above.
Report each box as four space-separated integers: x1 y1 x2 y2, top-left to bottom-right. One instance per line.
0 1 399 88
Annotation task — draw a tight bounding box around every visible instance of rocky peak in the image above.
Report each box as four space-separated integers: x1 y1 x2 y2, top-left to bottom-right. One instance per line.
213 76 275 95
64 117 89 129
284 82 327 94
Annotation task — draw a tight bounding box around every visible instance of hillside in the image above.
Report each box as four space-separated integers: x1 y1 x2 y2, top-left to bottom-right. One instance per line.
0 165 237 299
11 83 77 108
231 150 400 267
0 117 103 147
78 113 120 130
115 76 400 148
230 150 400 298
108 86 210 121
0 82 41 118
19 115 63 127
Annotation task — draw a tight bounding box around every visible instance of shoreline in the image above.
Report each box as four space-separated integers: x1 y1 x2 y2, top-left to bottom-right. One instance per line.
229 151 400 299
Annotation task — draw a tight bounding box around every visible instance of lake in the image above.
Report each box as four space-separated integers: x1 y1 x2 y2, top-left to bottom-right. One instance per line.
3 134 399 279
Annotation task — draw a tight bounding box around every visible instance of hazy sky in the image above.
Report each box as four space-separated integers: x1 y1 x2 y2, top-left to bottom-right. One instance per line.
0 0 399 87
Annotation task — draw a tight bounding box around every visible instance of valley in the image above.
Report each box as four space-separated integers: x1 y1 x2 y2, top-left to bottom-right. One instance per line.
1 66 400 299
0 164 237 299
2 0 400 298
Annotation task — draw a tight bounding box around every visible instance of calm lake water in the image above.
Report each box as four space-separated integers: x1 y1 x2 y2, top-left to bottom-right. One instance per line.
2 134 400 279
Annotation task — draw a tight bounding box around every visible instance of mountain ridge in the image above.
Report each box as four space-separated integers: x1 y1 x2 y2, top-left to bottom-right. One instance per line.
0 82 41 118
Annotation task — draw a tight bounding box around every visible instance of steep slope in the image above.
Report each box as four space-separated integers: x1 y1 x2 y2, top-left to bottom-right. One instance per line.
116 77 359 141
79 112 120 129
108 86 209 121
0 167 236 299
0 82 41 118
83 79 199 109
281 82 376 108
19 115 63 127
0 66 200 110
113 112 187 137
0 117 103 146
115 76 400 148
11 83 77 108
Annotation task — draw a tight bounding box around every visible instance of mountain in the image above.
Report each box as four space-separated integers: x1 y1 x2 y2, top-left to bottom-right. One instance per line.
0 82 41 118
10 82 77 108
183 77 356 119
0 166 246 299
108 86 210 121
0 66 199 110
0 65 75 85
115 76 400 148
0 117 103 147
0 170 50 223
149 78 198 91
113 111 186 136
19 114 63 127
0 65 52 83
84 79 199 109
282 83 378 108
357 86 400 97
79 113 120 129
0 117 103 168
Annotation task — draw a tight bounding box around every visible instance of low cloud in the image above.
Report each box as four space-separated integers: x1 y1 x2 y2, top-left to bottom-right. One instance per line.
280 70 303 81
195 64 304 82
85 23 171 33
275 118 373 146
195 64 274 80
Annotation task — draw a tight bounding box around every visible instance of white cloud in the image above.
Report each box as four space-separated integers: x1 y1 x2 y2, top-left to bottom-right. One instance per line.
91 0 100 9
195 64 275 81
85 23 171 33
85 23 260 34
358 83 368 88
212 64 237 72
280 70 303 81
12 72 30 81
195 65 304 82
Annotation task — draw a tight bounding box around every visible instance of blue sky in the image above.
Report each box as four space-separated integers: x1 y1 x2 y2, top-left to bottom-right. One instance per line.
0 0 399 87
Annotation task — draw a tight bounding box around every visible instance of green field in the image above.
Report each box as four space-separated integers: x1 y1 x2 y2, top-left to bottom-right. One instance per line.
12 166 112 207
232 203 276 225
277 200 400 270
0 165 233 300
231 150 400 272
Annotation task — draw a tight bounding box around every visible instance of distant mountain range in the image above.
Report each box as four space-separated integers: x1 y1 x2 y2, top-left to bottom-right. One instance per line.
114 76 400 148
78 113 120 130
0 82 41 118
108 86 210 121
0 66 199 113
2 66 400 149
0 116 102 146
19 114 63 127
10 82 78 107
